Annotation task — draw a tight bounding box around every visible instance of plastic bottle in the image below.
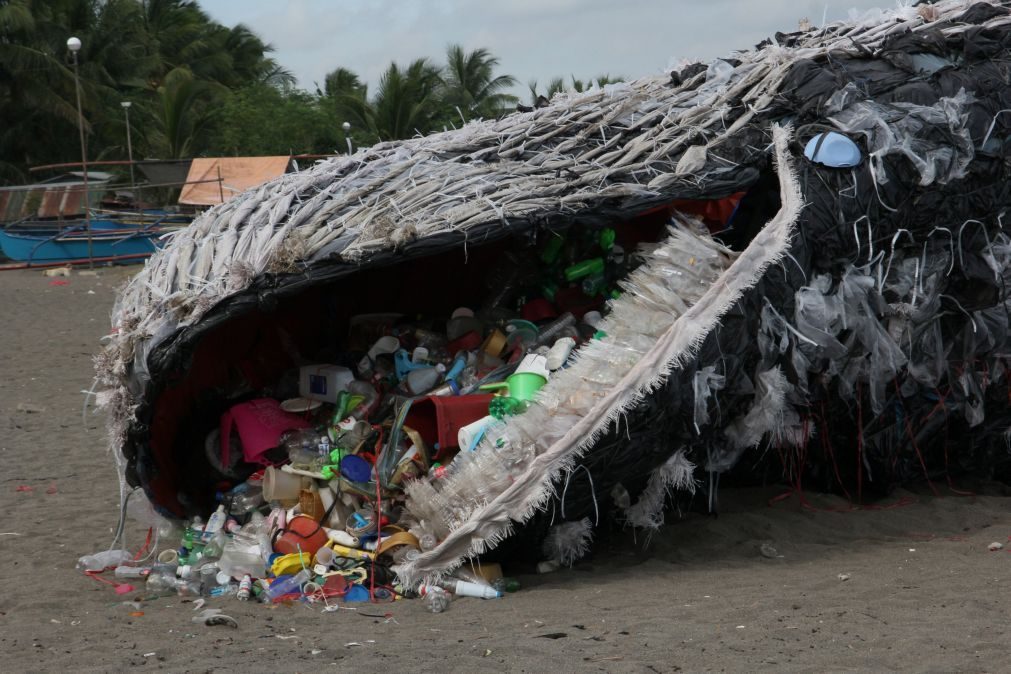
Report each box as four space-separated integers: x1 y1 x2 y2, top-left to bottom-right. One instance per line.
264 569 310 602
492 577 521 593
204 505 228 541
421 585 452 613
209 583 237 598
237 575 252 601
76 549 132 572
231 490 265 515
564 257 604 281
536 313 576 346
203 529 227 560
441 579 502 599
113 565 151 580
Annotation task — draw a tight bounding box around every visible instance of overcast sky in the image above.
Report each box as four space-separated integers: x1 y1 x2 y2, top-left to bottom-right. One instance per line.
201 0 893 98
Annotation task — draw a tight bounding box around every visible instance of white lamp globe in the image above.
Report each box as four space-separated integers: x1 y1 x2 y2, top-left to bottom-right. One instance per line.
67 36 82 52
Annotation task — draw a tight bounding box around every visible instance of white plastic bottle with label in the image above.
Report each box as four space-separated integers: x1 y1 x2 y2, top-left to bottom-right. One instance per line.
203 504 227 542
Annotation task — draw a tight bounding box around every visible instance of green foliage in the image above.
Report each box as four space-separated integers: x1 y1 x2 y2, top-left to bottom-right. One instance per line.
0 0 289 183
0 1 525 186
208 84 339 157
324 44 520 144
441 45 517 122
528 74 626 105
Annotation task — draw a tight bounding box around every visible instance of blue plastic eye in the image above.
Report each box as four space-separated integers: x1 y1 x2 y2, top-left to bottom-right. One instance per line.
804 132 862 168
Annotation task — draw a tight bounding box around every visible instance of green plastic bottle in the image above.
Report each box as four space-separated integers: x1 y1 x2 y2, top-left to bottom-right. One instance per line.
564 257 604 281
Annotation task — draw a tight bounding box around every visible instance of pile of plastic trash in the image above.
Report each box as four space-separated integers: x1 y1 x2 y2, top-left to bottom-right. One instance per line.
78 225 630 611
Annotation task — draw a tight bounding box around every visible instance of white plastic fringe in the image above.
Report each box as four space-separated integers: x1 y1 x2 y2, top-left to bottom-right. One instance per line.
542 518 593 567
623 448 697 533
396 124 802 587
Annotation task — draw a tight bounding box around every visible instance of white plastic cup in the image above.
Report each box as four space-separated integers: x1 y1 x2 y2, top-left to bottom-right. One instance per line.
157 549 178 565
314 545 336 568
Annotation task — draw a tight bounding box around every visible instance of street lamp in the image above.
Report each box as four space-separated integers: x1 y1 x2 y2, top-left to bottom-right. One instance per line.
67 36 93 266
121 101 136 206
342 121 352 155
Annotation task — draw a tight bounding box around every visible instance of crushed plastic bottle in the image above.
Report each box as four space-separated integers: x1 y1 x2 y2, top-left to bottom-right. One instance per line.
76 549 132 572
421 585 452 613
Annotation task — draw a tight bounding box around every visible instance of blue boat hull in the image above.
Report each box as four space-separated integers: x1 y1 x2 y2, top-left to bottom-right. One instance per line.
0 228 164 264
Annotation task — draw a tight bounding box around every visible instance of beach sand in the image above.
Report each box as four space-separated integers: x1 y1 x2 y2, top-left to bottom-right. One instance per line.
1 266 1008 672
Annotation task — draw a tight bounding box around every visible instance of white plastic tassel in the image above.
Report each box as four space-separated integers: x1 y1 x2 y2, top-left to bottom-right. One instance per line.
542 518 593 567
624 448 697 532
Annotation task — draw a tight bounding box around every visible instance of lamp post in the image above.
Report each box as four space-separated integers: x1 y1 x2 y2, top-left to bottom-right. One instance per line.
67 36 93 267
121 101 136 207
342 121 352 155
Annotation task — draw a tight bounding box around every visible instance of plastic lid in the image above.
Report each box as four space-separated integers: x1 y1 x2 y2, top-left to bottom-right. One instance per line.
341 455 372 483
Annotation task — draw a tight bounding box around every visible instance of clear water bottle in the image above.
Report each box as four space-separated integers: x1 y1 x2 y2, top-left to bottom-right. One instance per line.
422 585 452 613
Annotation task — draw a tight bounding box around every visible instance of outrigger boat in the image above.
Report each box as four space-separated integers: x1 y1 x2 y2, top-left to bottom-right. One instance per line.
0 215 177 266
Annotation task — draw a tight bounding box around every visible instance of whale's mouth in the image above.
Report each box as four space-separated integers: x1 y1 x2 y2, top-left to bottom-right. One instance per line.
133 194 754 516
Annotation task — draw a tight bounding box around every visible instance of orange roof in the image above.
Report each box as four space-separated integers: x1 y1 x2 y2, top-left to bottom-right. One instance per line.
178 156 291 206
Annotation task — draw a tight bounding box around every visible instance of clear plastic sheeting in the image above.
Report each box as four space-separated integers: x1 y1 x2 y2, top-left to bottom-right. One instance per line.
829 88 975 187
692 366 726 432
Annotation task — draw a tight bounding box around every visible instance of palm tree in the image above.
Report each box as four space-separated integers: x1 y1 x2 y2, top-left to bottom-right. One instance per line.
341 58 443 143
527 77 565 107
442 45 517 121
148 66 221 158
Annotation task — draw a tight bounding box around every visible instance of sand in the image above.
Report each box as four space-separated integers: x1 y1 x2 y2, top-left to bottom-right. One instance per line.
0 266 1008 673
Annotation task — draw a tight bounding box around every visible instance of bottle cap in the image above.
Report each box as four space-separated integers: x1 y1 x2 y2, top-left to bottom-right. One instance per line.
216 571 231 585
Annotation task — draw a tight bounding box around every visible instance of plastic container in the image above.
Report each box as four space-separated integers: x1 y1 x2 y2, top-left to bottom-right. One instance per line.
406 364 446 396
273 515 328 556
403 393 496 460
263 465 305 504
299 364 355 403
367 335 400 361
217 533 265 580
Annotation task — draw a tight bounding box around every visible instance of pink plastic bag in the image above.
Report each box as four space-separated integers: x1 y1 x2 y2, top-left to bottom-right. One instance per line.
220 398 310 466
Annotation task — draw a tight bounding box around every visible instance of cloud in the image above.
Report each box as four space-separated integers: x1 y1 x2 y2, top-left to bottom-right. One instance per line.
200 0 892 95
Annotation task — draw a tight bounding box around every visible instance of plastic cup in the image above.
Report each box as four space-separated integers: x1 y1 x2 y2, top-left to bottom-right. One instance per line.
314 545 336 568
157 549 178 565
263 466 305 504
